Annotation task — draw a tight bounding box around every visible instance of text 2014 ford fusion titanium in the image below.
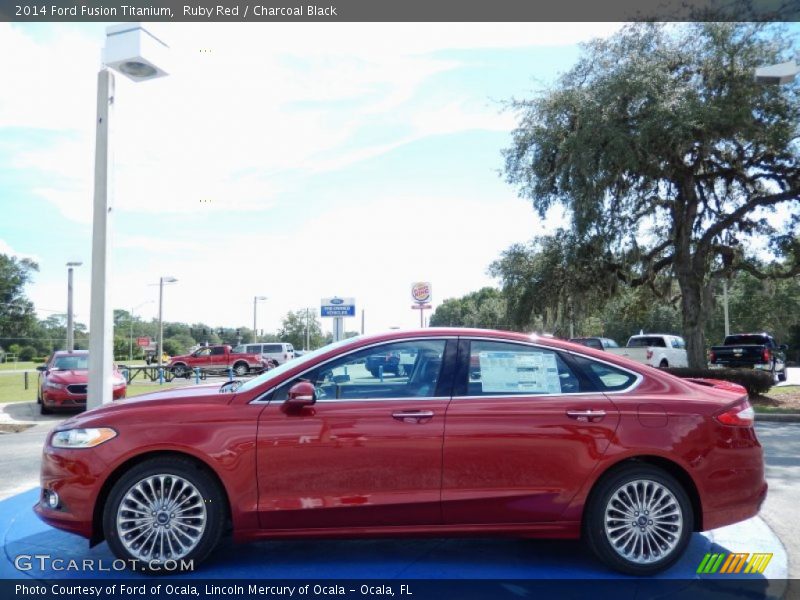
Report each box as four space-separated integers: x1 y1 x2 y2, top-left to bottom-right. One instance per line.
35 329 766 575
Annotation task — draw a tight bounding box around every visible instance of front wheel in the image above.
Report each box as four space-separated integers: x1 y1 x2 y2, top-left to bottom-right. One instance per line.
584 465 693 575
103 457 225 572
171 364 188 378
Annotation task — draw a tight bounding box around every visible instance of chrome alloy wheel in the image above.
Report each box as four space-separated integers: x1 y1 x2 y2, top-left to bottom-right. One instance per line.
116 474 207 562
603 479 683 564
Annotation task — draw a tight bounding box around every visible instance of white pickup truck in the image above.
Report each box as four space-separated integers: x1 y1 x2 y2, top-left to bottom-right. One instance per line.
607 334 688 368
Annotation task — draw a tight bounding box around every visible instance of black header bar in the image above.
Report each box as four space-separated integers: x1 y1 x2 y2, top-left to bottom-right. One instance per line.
0 0 798 22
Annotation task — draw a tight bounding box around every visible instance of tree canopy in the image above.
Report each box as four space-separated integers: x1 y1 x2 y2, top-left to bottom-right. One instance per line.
503 22 800 367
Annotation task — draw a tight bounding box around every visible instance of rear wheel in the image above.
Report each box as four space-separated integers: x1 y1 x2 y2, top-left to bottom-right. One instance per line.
103 457 225 572
171 364 188 378
778 370 787 382
584 464 692 575
233 362 249 377
659 359 669 368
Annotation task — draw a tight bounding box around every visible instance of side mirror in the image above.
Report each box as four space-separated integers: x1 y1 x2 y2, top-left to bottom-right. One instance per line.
779 344 788 351
36 365 47 372
286 381 316 407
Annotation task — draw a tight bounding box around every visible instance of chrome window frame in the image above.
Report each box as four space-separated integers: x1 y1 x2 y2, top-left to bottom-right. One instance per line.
248 336 456 404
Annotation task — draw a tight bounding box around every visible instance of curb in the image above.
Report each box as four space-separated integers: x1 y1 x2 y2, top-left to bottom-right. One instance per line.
755 413 800 423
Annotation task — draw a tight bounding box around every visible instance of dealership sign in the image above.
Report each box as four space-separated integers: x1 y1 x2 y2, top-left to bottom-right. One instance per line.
321 297 356 317
411 282 432 304
136 337 151 348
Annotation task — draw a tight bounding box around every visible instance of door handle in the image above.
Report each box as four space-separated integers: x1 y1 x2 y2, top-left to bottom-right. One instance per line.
392 410 435 422
566 409 606 422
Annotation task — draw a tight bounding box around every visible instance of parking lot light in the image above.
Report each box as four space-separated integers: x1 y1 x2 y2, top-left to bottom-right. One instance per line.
65 262 82 351
87 24 169 410
253 296 268 343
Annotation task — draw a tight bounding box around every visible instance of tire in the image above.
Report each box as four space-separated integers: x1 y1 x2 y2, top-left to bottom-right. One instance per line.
233 362 249 377
584 464 693 576
369 367 381 378
778 370 787 383
171 364 187 378
40 402 52 415
103 456 225 572
659 360 669 369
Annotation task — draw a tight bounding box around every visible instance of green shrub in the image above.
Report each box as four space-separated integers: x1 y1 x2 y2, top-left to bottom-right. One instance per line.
18 346 37 362
664 367 773 396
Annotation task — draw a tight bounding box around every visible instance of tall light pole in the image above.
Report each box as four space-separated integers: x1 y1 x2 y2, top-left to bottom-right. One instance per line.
157 277 178 368
87 24 170 410
253 296 267 343
129 300 153 361
65 261 82 351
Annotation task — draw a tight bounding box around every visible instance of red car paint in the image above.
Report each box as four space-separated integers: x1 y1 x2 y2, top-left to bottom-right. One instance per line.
38 350 126 412
35 329 766 553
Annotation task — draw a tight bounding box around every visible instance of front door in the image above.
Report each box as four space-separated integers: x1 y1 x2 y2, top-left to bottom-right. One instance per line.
442 339 622 524
257 338 456 529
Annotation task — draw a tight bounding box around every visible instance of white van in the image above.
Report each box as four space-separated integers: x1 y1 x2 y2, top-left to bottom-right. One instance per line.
234 342 295 365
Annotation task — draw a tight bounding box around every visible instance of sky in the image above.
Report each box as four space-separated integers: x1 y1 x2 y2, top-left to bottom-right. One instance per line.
0 22 623 337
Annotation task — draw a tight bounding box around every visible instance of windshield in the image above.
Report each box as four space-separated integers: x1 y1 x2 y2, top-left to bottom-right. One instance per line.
236 336 362 394
51 355 89 370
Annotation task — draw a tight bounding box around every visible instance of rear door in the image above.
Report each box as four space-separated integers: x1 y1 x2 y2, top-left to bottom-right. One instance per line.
256 338 457 529
442 338 622 524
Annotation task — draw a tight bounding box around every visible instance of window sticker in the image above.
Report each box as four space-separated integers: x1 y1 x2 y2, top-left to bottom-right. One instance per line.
478 351 562 394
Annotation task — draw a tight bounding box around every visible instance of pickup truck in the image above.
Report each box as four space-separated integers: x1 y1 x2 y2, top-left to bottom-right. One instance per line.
709 333 787 382
168 345 265 378
607 334 689 368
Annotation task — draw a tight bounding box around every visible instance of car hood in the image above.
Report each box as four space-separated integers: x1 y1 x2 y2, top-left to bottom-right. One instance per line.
46 370 88 383
56 382 231 429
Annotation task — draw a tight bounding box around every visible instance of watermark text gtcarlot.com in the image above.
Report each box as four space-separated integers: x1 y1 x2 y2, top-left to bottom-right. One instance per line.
14 554 194 573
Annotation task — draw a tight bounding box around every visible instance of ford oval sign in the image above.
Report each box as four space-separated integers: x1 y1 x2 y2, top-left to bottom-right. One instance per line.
411 282 432 304
331 298 344 305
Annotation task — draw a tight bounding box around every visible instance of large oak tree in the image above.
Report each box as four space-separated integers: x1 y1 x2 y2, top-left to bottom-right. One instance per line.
504 22 800 367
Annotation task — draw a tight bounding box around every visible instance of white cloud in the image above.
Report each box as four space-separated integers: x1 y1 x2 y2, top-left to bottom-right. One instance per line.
0 239 40 263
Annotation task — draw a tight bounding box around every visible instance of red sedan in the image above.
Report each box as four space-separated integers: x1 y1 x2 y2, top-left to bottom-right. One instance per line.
37 350 127 414
35 329 766 575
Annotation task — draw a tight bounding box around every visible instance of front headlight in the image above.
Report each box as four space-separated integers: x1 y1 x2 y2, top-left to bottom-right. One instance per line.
45 381 66 390
51 428 117 449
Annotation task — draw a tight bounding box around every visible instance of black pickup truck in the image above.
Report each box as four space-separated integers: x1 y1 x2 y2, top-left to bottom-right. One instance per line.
709 333 788 382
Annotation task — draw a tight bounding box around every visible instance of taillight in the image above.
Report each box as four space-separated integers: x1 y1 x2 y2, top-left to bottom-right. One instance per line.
709 350 716 362
762 348 771 363
646 349 653 360
715 401 755 427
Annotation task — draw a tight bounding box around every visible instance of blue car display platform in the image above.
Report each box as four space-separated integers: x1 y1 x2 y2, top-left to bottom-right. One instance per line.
0 487 788 600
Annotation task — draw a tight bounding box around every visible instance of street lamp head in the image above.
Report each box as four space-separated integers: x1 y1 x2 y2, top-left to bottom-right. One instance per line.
66 261 83 267
102 23 170 83
161 276 178 284
255 296 268 301
754 60 800 85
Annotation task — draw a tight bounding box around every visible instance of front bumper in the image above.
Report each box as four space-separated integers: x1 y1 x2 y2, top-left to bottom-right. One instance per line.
33 443 109 540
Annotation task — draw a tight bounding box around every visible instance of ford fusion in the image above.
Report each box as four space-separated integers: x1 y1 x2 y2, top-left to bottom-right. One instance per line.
35 329 766 575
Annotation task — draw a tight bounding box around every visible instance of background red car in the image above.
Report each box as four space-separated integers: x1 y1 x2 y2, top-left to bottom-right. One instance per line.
37 350 126 414
35 329 765 575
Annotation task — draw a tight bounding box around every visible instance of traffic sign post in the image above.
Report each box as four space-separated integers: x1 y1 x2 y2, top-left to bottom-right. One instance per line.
411 282 432 327
321 297 356 342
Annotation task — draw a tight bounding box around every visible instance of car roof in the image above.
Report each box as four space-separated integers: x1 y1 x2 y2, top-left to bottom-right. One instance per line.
52 350 89 356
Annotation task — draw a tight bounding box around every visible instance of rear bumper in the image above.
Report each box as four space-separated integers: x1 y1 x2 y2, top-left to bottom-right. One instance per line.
703 481 768 531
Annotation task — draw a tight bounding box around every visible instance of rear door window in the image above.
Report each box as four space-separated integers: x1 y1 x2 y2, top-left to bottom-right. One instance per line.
569 355 639 392
464 341 584 396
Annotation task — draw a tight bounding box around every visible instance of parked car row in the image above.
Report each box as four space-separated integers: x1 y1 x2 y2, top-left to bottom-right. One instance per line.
570 331 789 380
